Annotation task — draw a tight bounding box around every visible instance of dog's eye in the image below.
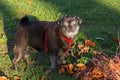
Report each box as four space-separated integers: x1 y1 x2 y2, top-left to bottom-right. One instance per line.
63 22 69 26
71 21 77 26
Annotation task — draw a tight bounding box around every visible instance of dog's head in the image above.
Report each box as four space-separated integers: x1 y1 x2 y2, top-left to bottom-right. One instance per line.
57 15 82 38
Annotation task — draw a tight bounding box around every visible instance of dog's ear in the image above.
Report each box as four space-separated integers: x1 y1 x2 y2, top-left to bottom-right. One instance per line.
57 15 66 25
74 17 82 24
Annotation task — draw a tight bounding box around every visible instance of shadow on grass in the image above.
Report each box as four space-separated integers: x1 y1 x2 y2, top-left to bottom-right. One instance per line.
0 0 16 55
0 1 49 78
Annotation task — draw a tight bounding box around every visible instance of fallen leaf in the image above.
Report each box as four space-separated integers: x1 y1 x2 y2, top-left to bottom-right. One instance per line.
58 67 65 74
92 51 103 55
83 46 89 52
76 63 86 71
12 75 21 80
78 44 84 50
92 67 103 79
28 1 32 5
68 64 73 71
0 76 9 80
41 76 45 80
79 46 89 54
67 70 74 74
112 38 119 43
85 40 95 47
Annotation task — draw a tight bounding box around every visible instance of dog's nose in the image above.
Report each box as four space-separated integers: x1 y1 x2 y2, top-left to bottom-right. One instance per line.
68 29 74 32
69 26 72 28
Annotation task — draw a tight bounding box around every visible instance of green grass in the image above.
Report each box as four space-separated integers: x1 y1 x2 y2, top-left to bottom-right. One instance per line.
0 0 120 80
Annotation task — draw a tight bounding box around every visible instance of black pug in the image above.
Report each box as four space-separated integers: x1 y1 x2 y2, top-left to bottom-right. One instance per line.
13 15 82 70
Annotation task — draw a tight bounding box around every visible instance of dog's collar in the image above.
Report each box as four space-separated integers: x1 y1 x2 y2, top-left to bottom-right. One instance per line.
44 28 74 54
55 28 74 54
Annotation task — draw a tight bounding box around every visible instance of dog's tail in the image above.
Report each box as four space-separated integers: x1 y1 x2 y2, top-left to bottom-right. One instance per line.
19 16 29 27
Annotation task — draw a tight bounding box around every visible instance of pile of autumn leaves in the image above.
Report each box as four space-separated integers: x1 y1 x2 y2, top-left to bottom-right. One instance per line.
58 40 120 80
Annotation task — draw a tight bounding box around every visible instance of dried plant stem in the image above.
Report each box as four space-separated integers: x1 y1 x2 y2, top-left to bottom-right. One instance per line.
116 29 120 56
116 46 120 56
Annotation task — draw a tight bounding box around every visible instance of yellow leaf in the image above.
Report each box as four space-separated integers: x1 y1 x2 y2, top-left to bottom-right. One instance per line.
76 63 86 70
41 76 45 80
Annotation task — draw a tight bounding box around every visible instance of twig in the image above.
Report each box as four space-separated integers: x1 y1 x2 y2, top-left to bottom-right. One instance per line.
116 29 120 56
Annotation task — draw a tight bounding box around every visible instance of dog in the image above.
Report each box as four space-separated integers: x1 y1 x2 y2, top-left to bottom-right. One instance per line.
13 15 82 70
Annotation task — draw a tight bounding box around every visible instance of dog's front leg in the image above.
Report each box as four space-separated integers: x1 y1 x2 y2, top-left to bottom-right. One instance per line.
49 52 58 70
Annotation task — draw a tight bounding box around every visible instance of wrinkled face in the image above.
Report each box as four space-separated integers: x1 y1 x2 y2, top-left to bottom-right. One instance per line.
57 16 82 38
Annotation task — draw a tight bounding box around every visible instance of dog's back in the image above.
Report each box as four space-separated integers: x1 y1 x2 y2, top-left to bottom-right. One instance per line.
15 16 58 52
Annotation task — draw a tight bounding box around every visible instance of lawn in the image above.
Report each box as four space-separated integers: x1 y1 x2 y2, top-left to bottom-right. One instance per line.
0 0 120 80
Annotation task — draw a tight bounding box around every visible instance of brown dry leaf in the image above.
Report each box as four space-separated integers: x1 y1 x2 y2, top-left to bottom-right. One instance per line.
78 44 84 50
68 64 73 71
67 70 74 74
41 76 45 80
113 56 120 64
41 75 51 80
85 40 95 47
78 46 89 54
12 75 21 80
92 51 103 55
83 46 89 52
0 76 9 80
112 38 119 43
58 64 74 74
58 67 65 74
61 65 68 68
76 63 86 71
92 51 97 55
76 54 120 80
91 67 103 79
58 65 68 74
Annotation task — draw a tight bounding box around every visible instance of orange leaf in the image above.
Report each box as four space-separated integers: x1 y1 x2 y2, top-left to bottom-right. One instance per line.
0 76 9 80
12 75 21 80
76 63 85 67
79 46 89 54
76 63 86 71
28 1 32 5
92 67 103 79
68 64 73 71
85 40 95 47
83 46 89 52
67 64 74 74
